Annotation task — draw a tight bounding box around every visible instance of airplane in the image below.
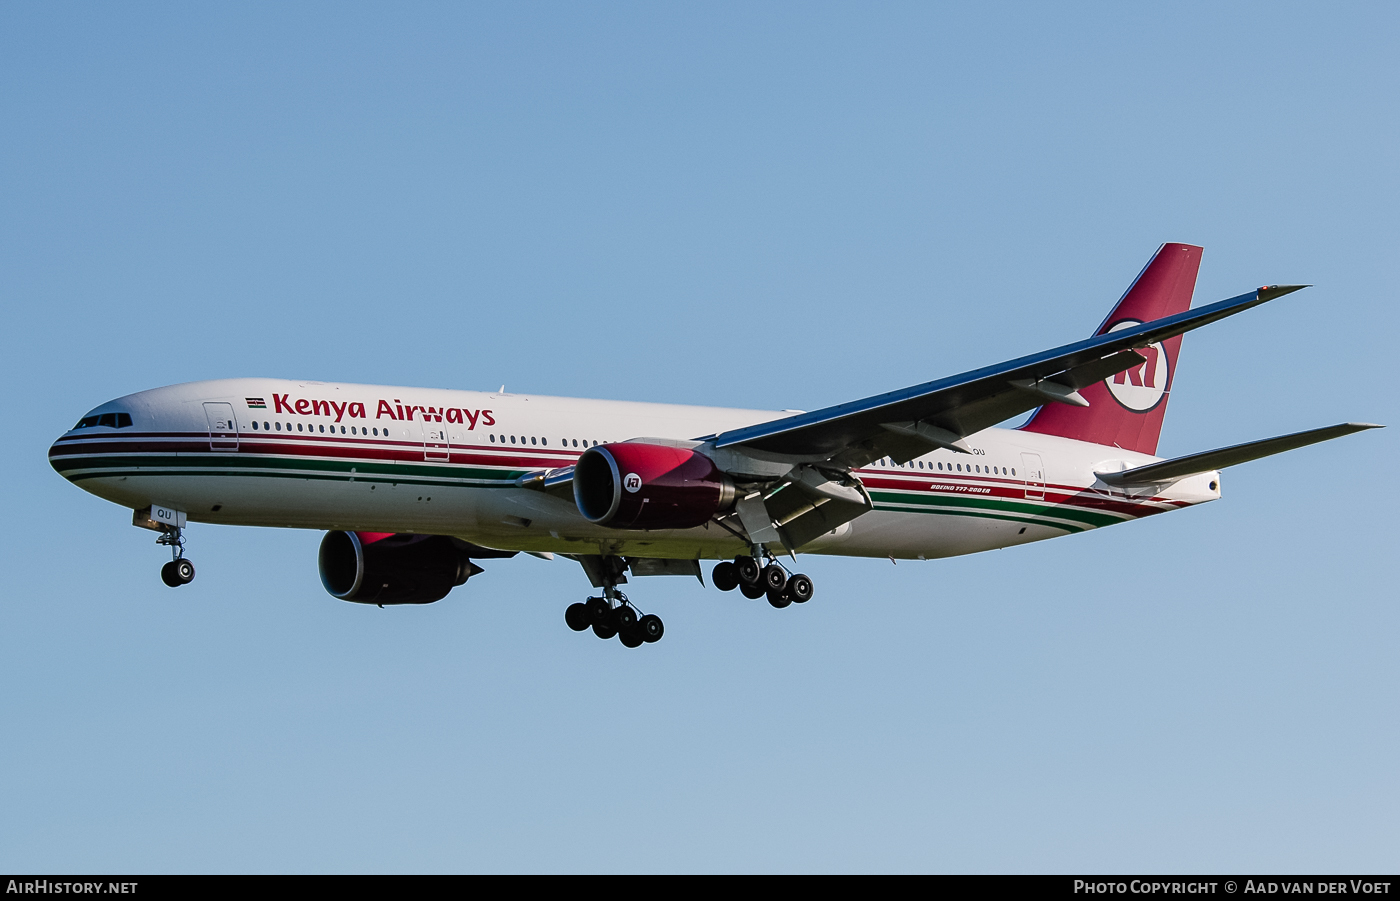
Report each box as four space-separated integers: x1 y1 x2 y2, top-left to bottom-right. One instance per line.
49 243 1380 648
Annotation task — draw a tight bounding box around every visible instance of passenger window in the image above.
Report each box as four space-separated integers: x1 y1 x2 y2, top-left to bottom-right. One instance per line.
573 439 578 447
252 421 259 430
297 423 303 432
275 422 282 431
510 435 516 444
490 434 495 442
1011 468 1016 476
531 436 537 445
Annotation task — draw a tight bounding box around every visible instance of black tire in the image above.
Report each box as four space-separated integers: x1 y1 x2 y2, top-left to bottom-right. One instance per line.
739 581 766 600
767 587 792 608
565 603 590 631
586 597 611 625
174 558 196 584
712 561 739 592
592 620 618 640
160 561 181 588
615 606 638 629
761 563 787 593
788 574 814 603
619 629 644 648
735 555 761 586
638 614 664 643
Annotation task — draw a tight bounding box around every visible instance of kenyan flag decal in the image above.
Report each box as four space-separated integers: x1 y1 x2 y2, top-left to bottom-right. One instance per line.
246 397 267 409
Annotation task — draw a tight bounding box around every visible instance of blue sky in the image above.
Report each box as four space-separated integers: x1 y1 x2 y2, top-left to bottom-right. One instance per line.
2 2 1396 872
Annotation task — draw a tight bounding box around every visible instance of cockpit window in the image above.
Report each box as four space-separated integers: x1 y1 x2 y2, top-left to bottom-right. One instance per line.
74 412 133 429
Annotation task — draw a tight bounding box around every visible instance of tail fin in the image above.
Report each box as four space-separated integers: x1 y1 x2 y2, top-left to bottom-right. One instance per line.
1020 242 1203 455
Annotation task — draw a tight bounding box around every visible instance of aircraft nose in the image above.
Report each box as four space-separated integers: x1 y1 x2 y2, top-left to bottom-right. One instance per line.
49 431 75 479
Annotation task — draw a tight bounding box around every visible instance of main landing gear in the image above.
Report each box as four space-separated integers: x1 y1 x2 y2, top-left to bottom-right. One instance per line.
157 526 196 588
712 553 814 608
565 594 664 648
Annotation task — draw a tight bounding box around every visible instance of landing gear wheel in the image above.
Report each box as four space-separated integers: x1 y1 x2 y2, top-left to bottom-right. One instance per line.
739 582 766 600
767 587 792 608
761 564 787 593
592 619 618 640
638 614 664 642
735 556 761 587
787 574 814 603
712 561 739 592
565 602 591 631
618 629 644 648
160 561 181 588
615 605 638 630
173 558 195 584
586 597 611 625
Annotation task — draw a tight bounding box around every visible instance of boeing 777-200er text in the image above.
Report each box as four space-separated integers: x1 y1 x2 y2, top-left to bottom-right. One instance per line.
51 244 1381 647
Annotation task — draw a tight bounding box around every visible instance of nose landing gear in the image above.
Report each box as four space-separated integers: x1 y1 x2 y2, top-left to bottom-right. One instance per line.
713 553 813 608
156 526 196 588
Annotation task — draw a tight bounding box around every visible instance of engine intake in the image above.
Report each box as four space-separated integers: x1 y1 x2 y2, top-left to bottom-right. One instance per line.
318 531 483 605
574 442 735 529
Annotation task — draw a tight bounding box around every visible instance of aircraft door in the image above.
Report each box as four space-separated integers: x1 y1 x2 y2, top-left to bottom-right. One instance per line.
421 420 450 462
204 402 239 451
1020 452 1045 500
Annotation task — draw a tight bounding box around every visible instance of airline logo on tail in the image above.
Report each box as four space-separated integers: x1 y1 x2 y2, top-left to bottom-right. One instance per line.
1104 319 1170 412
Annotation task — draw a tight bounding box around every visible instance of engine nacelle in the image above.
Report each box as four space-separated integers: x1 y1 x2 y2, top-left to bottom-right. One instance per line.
574 442 736 529
318 531 483 605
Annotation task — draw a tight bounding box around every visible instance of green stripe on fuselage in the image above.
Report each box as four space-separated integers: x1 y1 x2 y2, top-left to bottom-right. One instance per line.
51 452 522 488
868 487 1129 532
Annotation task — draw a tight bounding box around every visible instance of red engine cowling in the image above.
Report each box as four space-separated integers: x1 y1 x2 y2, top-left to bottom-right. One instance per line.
574 442 736 529
318 531 484 605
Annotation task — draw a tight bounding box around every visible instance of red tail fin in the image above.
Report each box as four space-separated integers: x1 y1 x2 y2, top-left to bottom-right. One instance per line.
1020 243 1203 455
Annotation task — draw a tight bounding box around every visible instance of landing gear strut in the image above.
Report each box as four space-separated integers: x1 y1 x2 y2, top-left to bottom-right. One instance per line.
156 526 195 588
564 557 663 648
713 551 813 609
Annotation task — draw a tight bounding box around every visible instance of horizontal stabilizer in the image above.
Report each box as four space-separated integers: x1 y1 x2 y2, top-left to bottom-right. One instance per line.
1097 422 1382 485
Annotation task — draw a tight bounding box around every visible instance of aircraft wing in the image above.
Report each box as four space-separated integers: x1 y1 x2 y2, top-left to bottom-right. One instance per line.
711 285 1307 469
1096 422 1383 485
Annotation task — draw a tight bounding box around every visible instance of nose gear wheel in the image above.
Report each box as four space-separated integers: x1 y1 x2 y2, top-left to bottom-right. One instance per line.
156 525 196 588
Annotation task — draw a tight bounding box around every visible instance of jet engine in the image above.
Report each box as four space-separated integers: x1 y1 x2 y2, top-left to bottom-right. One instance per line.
574 442 736 529
318 531 484 605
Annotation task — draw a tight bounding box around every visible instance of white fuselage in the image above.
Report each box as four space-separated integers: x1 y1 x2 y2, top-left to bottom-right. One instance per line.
50 378 1221 561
